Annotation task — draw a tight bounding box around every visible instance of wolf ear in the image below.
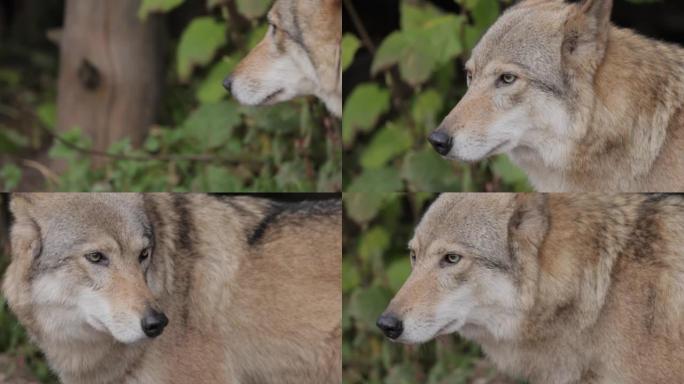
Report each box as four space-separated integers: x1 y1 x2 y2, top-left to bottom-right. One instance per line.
508 194 549 262
563 0 613 59
3 195 42 313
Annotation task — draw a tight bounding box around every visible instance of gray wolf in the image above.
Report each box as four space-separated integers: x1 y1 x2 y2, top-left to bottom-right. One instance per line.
428 0 684 192
378 193 684 383
224 0 342 117
3 193 341 384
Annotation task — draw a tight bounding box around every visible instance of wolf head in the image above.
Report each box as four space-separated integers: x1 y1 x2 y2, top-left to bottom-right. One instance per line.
428 0 612 166
378 194 548 344
224 0 342 117
3 194 168 345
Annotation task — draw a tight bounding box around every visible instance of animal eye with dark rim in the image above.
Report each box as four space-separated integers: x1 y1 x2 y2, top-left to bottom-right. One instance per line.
499 73 517 85
443 253 462 265
409 250 416 264
85 252 108 265
139 248 151 263
466 71 473 87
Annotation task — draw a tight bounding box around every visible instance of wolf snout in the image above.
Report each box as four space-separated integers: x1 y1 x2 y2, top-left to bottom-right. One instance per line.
141 307 168 338
428 130 453 156
376 313 403 340
222 75 234 92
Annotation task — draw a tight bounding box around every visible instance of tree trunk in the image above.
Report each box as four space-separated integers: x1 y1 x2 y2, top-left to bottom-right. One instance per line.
56 0 163 163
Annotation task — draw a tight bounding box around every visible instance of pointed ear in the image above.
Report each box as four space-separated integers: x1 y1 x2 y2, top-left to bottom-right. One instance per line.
563 0 613 59
3 194 42 318
508 194 549 261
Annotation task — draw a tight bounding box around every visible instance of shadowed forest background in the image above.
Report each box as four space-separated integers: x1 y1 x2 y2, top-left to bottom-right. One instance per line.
342 0 684 193
0 0 341 193
342 2 684 383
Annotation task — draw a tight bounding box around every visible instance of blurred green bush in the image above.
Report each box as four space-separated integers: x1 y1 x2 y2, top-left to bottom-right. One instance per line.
0 0 341 192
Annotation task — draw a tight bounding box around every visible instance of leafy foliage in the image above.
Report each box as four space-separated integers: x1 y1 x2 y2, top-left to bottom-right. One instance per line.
0 0 341 192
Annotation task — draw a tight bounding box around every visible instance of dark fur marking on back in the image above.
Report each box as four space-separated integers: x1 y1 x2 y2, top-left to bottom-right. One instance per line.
171 195 197 328
644 283 657 334
247 199 341 246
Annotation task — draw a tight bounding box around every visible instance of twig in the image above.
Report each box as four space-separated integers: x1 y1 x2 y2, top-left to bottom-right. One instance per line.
21 159 61 185
343 0 375 53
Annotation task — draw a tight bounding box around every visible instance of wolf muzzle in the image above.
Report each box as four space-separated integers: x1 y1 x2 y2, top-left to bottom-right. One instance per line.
141 307 168 338
376 312 403 339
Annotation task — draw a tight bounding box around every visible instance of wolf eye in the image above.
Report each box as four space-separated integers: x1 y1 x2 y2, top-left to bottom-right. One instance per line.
85 252 108 265
409 250 416 264
139 248 151 263
499 73 517 86
443 253 462 265
466 71 473 87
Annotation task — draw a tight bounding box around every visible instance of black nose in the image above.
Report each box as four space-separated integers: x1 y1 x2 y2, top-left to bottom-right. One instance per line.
141 307 168 338
428 130 453 156
376 313 403 340
223 75 233 91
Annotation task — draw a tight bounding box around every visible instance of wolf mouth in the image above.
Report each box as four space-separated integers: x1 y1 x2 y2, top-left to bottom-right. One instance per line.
484 140 510 158
259 89 285 105
436 319 462 336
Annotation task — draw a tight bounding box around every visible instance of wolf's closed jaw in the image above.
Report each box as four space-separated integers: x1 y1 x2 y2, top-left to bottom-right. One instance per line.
376 313 403 340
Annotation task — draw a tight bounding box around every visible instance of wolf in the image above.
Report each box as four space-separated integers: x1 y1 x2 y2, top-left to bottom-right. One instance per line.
428 0 684 192
224 0 342 117
378 193 684 383
3 193 341 384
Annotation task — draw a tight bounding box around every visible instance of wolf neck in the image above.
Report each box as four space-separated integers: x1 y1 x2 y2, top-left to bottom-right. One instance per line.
42 336 145 384
516 27 684 192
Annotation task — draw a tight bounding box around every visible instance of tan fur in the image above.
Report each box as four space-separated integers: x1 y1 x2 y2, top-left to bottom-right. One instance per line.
383 193 684 383
227 0 342 117
2 194 341 384
434 0 684 192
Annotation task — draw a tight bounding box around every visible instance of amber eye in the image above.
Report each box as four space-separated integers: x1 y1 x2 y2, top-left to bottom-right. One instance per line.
499 73 517 85
466 71 473 87
443 253 462 265
409 250 416 264
139 248 151 263
85 252 108 265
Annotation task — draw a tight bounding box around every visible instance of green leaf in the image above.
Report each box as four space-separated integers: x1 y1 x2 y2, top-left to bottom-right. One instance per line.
358 226 391 263
138 0 184 20
347 167 403 193
177 17 227 82
342 83 391 146
36 102 57 129
344 192 386 225
386 258 411 292
341 33 361 72
411 89 443 133
181 101 242 148
342 259 361 294
202 165 244 191
235 0 272 19
401 149 460 192
400 1 443 31
196 58 236 103
348 286 392 328
0 163 22 190
371 31 407 75
360 122 412 169
490 155 532 191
